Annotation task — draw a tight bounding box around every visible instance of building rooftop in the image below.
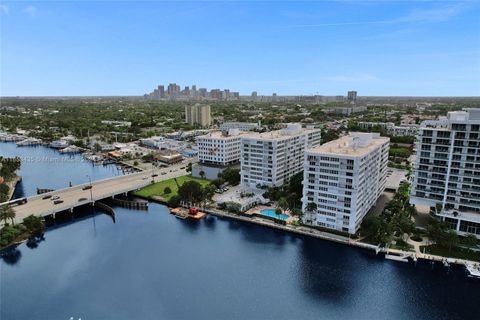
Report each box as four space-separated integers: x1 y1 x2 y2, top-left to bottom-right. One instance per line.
196 129 249 140
242 123 319 141
307 132 389 157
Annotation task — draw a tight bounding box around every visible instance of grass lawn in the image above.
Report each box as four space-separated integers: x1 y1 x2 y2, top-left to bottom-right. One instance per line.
420 244 480 262
134 175 210 201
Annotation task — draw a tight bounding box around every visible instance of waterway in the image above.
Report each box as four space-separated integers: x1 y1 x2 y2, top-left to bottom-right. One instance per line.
1 143 479 320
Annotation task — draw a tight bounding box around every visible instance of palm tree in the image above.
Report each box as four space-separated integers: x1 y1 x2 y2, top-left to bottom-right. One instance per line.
0 205 16 225
305 202 317 213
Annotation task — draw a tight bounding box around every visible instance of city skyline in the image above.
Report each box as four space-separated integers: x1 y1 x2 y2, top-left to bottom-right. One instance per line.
1 1 479 97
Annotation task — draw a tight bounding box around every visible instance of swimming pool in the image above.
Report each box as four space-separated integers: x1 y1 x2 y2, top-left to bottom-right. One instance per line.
259 209 289 220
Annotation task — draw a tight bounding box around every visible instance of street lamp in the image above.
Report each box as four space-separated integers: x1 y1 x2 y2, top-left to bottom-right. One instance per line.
86 174 93 204
86 174 96 234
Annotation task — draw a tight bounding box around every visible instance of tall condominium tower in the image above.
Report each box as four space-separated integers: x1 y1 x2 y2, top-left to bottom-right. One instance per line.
185 104 212 127
410 109 480 238
302 133 389 234
240 124 321 188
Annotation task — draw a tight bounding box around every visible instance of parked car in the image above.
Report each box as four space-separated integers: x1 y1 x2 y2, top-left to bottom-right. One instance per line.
78 197 87 202
51 196 60 200
42 195 52 200
82 185 92 190
53 200 64 205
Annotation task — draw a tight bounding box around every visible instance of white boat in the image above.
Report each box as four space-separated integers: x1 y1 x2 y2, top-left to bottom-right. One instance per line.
50 140 69 149
84 154 104 163
59 145 81 154
0 134 25 142
465 262 480 278
385 253 410 263
17 138 42 146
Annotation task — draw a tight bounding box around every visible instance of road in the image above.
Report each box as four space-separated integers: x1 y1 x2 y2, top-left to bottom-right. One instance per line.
7 162 190 224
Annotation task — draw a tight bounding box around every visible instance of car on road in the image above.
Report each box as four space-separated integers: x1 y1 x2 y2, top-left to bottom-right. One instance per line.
53 200 64 205
151 174 158 177
51 196 60 200
42 195 52 200
161 172 167 175
82 185 92 190
78 197 88 202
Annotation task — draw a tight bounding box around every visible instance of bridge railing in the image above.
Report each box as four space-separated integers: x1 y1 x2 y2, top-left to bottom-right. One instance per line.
1 170 149 206
25 180 153 217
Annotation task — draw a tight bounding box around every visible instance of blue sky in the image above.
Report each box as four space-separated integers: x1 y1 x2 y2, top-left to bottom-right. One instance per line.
1 1 479 96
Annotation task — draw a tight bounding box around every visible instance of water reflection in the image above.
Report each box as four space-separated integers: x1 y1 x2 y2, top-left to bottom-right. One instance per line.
1 246 22 265
26 234 45 249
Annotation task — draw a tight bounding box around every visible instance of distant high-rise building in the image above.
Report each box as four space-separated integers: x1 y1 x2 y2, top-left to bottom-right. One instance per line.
210 89 222 100
347 91 358 103
158 85 165 98
251 91 258 97
167 83 180 97
185 104 212 127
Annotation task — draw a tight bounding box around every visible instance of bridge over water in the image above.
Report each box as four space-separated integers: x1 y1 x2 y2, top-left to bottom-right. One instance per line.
4 168 188 224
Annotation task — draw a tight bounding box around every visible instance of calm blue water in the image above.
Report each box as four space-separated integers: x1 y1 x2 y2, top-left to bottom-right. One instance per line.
260 209 289 220
0 142 123 198
1 143 479 320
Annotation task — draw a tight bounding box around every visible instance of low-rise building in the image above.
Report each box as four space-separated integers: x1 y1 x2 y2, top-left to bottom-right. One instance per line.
302 132 389 234
357 122 418 136
196 129 246 166
240 123 321 188
219 121 261 132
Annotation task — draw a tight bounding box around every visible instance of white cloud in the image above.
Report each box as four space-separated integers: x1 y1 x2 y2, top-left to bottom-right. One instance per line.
0 4 9 15
397 5 466 24
284 3 468 28
23 5 37 17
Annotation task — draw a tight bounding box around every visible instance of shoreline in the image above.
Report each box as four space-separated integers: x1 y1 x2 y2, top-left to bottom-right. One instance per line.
6 175 21 201
142 196 479 268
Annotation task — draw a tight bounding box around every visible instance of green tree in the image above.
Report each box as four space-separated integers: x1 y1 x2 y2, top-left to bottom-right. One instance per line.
220 167 240 186
0 183 10 196
278 197 289 211
0 205 16 225
168 195 181 207
178 180 204 205
164 186 172 194
443 230 459 252
305 202 317 213
203 184 216 202
22 215 44 235
199 170 205 179
463 234 478 248
93 143 102 153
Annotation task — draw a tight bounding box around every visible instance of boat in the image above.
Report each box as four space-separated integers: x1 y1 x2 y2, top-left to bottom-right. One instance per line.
187 207 207 220
0 133 25 142
465 262 480 279
50 140 69 149
84 153 104 163
385 252 410 263
17 138 42 146
59 145 81 154
170 207 189 219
